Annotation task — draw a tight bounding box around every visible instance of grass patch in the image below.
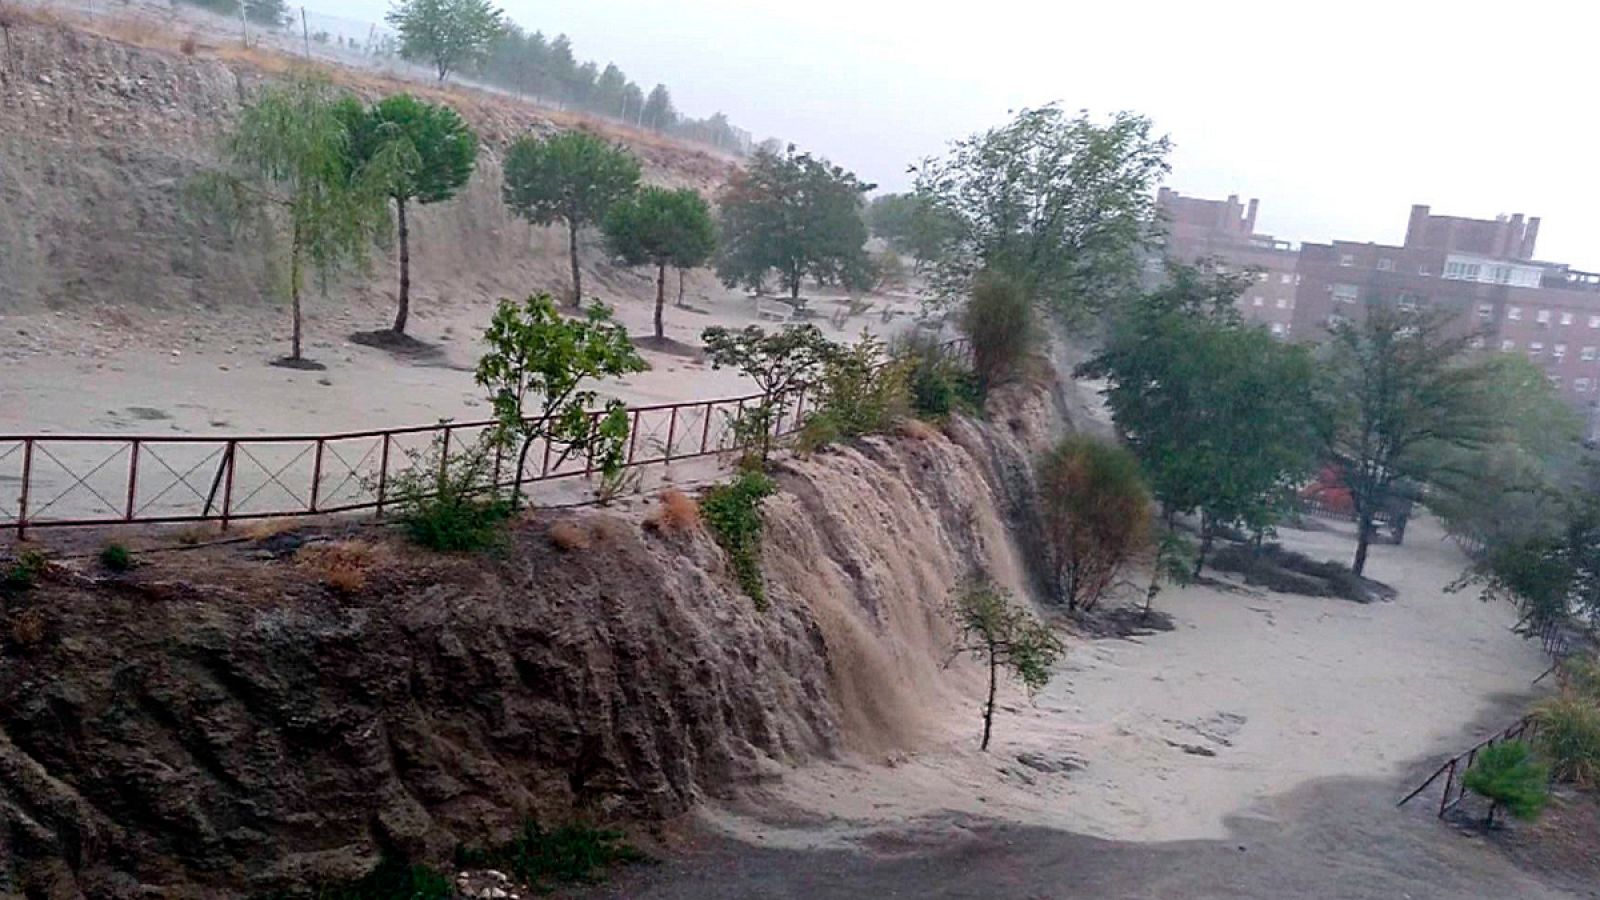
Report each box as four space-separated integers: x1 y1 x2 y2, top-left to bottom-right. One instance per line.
458 822 649 890
309 856 452 900
548 520 591 551
701 471 777 608
1534 694 1600 789
99 542 134 573
2 550 46 593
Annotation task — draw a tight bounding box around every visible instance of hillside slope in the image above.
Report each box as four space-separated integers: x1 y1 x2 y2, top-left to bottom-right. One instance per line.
0 13 738 317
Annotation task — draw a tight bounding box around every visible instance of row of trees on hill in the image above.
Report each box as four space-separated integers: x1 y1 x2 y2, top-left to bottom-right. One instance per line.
383 0 757 152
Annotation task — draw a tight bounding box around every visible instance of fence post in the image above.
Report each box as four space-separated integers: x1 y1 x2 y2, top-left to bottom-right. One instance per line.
124 439 141 521
16 438 33 539
626 409 641 464
220 440 238 532
376 433 392 519
439 426 452 485
1438 759 1455 818
584 412 602 478
700 401 714 454
664 406 678 464
309 438 325 513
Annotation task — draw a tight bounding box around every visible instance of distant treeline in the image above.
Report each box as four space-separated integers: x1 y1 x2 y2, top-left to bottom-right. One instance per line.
173 0 766 156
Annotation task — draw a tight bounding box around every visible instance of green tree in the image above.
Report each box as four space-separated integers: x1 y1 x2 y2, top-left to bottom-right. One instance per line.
345 94 478 334
602 186 716 340
1037 436 1152 611
594 63 628 116
715 145 872 304
206 74 388 363
1319 304 1495 575
1079 265 1319 572
642 83 676 132
502 131 641 306
949 581 1063 751
386 0 506 81
702 324 836 464
474 294 647 510
914 105 1171 326
1462 741 1549 827
867 192 960 269
1142 525 1196 621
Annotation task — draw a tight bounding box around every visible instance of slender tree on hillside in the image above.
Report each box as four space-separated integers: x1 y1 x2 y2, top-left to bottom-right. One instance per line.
345 94 478 334
387 0 506 81
1320 304 1496 575
501 131 641 306
914 105 1171 326
642 84 677 132
203 74 388 364
715 145 872 304
603 187 717 340
949 581 1063 751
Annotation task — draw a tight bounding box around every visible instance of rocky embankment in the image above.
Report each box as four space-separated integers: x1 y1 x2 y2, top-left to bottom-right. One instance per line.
0 384 1066 898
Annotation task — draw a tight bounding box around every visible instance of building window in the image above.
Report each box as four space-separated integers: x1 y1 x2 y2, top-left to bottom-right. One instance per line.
1477 303 1493 321
1377 258 1394 271
1492 265 1513 284
1252 296 1265 307
1554 343 1567 360
1584 346 1598 361
1537 309 1552 324
1280 273 1294 284
1549 375 1563 389
1530 342 1545 355
1562 312 1575 326
1340 254 1356 267
1501 339 1516 352
1578 378 1593 394
1397 293 1423 312
1328 313 1349 328
1419 265 1431 276
1332 283 1359 304
1257 271 1269 282
1470 336 1486 349
1591 315 1600 328
1444 261 1482 281
1508 306 1522 321
1270 322 1284 335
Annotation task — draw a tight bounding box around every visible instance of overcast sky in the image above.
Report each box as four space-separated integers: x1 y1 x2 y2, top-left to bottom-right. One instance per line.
338 0 1598 265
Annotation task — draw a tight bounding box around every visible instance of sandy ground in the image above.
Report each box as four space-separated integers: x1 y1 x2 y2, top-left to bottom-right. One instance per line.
601 514 1570 897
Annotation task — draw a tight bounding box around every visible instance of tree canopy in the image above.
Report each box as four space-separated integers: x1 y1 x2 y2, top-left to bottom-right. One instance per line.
914 105 1171 326
344 93 478 333
714 145 872 303
502 131 641 305
387 0 507 81
1079 264 1319 569
603 186 717 340
866 192 961 269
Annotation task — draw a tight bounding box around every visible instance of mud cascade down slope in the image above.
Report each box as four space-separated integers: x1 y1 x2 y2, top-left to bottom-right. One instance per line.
0 384 1065 898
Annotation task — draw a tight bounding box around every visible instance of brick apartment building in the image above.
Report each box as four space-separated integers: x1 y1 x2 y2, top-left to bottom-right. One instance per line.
1155 188 1300 336
1155 191 1600 431
1294 205 1600 417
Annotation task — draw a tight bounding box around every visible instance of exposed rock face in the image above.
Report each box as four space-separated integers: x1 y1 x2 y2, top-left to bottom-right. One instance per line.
0 384 1065 898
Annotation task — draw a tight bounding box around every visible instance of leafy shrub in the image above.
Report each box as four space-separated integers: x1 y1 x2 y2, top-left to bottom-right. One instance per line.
1 550 46 592
645 489 701 533
1037 436 1151 611
701 471 777 608
1463 740 1549 826
960 269 1037 398
801 332 910 450
595 465 641 507
1533 694 1600 789
8 609 45 648
99 543 134 573
386 436 510 552
315 856 452 900
548 520 591 551
457 821 648 890
893 331 980 420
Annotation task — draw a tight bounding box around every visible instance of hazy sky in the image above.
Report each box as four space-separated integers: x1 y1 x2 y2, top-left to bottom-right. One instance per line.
339 0 1598 265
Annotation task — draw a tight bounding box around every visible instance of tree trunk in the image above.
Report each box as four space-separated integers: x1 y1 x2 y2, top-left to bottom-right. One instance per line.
1485 801 1498 828
676 267 686 308
1194 514 1213 578
981 647 998 751
567 219 583 307
512 434 536 512
393 197 411 334
289 223 303 361
654 262 667 340
1353 511 1374 576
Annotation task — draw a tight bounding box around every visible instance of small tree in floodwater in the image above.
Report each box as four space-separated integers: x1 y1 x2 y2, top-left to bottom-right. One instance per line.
949 581 1063 751
475 294 646 510
1462 741 1548 828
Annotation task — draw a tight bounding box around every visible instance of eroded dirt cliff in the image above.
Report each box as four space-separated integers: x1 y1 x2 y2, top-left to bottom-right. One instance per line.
0 384 1066 898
